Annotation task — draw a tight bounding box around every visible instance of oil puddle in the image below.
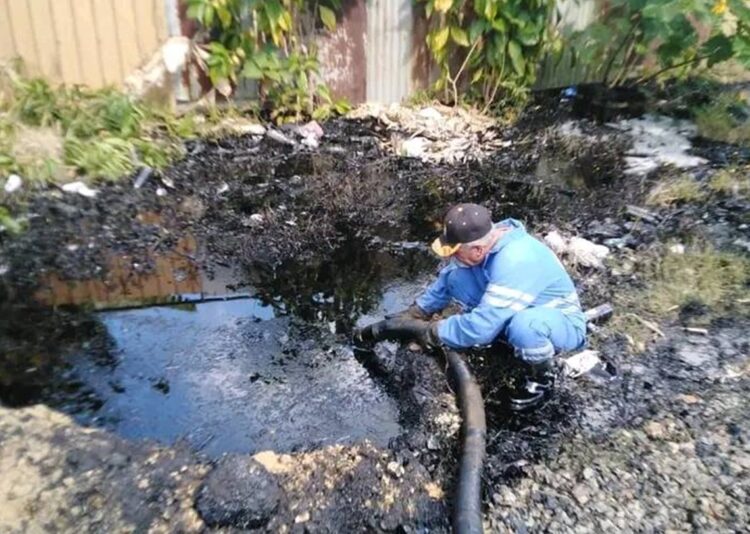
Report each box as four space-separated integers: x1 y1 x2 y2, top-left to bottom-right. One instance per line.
8 233 437 457
61 299 402 457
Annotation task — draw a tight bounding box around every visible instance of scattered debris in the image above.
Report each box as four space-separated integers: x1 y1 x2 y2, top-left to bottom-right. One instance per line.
609 115 708 175
61 181 98 198
387 461 405 478
3 174 22 193
683 327 709 335
562 350 602 378
349 103 504 163
266 129 296 146
669 243 686 255
133 167 154 189
124 36 191 101
295 121 325 148
546 231 610 269
294 512 311 524
400 137 431 158
209 118 266 137
626 205 660 225
624 313 665 338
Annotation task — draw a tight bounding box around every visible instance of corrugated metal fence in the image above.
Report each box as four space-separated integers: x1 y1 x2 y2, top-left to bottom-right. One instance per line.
366 0 414 104
0 0 169 88
0 0 601 102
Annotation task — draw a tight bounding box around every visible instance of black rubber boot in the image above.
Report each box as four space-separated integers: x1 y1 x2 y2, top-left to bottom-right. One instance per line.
510 360 555 412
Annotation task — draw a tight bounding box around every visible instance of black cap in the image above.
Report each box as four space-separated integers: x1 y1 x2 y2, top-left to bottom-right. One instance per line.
431 203 493 257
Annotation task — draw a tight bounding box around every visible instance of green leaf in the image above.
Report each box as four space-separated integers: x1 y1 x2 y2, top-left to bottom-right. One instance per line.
701 33 734 66
507 40 525 75
434 0 453 14
186 3 205 22
451 27 470 47
469 20 488 42
471 67 485 84
425 0 434 18
518 23 541 46
217 6 232 29
483 0 497 21
431 27 450 52
203 5 214 26
319 6 337 31
242 60 263 79
490 17 507 33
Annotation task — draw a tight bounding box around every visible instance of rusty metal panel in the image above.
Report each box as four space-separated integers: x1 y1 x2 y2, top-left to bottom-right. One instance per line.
317 0 367 104
366 0 413 104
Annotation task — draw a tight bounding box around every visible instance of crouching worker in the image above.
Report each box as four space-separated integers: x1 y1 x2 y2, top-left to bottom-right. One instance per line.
397 203 586 410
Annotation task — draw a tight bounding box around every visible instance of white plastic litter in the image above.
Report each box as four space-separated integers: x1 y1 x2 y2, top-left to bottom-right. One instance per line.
162 37 191 73
543 230 568 257
544 231 609 269
567 237 610 269
297 120 324 141
562 350 602 378
609 114 707 175
418 107 443 120
266 129 296 146
401 137 431 158
3 174 22 193
61 181 98 198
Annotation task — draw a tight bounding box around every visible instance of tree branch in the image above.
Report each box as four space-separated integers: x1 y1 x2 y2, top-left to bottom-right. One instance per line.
632 53 713 86
602 15 640 86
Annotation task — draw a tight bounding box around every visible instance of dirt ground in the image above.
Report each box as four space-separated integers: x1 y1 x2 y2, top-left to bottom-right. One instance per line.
0 96 748 532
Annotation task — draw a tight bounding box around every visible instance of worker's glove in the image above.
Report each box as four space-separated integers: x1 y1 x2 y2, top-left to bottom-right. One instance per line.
417 321 443 350
385 303 431 321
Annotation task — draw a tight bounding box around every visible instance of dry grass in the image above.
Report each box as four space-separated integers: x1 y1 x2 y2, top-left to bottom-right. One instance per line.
610 245 750 351
707 168 750 197
646 175 706 206
694 92 750 146
10 124 68 182
644 247 749 315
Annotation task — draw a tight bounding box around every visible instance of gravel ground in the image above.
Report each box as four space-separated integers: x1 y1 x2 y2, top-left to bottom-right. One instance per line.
485 324 750 533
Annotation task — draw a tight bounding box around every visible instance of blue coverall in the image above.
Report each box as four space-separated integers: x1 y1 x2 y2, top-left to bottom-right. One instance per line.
416 219 586 364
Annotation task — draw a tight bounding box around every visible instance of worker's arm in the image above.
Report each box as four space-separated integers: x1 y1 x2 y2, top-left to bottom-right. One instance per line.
437 258 539 348
415 264 454 314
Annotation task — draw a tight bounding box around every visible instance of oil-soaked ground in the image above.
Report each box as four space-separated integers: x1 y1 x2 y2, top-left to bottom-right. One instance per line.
1 237 440 457
1 99 749 532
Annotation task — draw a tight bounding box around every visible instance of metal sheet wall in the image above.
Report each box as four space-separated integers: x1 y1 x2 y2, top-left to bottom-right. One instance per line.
0 0 169 88
366 0 414 104
536 0 601 89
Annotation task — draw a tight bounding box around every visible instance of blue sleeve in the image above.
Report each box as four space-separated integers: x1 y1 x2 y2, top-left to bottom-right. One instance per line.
415 265 453 314
437 253 541 348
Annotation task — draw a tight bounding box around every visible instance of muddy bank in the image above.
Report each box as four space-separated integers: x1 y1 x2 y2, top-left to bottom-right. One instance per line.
0 403 446 533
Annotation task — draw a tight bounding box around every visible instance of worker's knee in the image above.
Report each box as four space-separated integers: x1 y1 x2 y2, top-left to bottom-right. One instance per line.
506 312 555 364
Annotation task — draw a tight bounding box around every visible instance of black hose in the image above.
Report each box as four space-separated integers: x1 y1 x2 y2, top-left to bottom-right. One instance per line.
356 317 486 534
444 347 486 534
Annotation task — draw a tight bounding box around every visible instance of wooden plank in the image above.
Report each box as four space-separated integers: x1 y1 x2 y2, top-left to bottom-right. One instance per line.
153 0 168 41
91 0 124 84
70 0 104 86
134 0 159 63
112 0 143 75
28 0 61 80
0 0 18 61
7 0 40 74
50 0 82 83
